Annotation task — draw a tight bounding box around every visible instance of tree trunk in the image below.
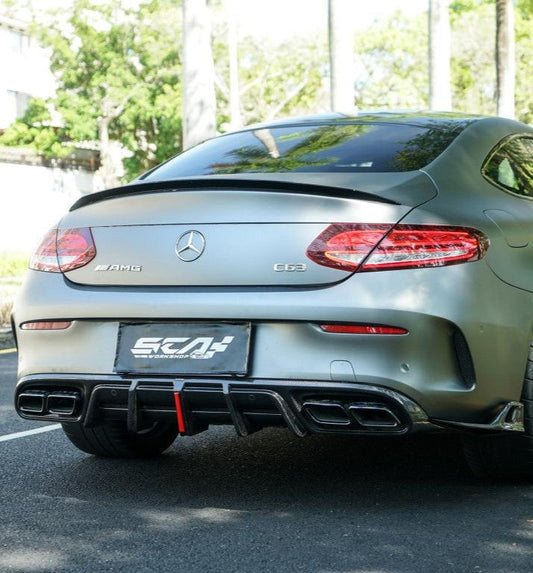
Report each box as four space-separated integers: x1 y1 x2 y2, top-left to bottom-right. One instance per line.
253 129 280 158
96 100 121 189
227 0 242 130
328 0 354 112
428 0 452 111
182 0 217 149
496 0 515 119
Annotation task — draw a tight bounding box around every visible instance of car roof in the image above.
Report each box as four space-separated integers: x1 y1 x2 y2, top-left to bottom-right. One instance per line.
244 111 486 131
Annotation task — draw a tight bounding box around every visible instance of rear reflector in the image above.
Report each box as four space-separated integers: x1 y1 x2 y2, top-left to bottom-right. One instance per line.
29 227 96 273
307 224 489 272
21 321 72 330
320 324 408 335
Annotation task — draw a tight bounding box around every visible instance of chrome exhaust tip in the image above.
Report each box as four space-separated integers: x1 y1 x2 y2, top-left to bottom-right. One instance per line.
301 399 403 430
17 390 47 414
302 401 351 426
348 402 402 428
46 392 81 416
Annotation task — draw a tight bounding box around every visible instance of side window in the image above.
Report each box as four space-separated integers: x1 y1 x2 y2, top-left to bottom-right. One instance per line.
483 136 533 197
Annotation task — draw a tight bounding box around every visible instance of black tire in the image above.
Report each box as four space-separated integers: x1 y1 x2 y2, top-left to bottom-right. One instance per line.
462 371 533 480
462 434 533 480
61 420 178 458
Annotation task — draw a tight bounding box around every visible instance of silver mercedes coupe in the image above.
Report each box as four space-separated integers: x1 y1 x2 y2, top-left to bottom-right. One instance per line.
12 112 533 479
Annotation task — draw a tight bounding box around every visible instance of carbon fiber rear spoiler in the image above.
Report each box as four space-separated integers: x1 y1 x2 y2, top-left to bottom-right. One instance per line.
69 177 402 211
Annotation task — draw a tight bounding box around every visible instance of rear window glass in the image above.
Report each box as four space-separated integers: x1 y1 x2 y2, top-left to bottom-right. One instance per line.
144 123 460 181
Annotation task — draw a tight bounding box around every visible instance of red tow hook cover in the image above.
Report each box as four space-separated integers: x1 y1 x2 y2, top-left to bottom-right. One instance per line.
174 392 187 434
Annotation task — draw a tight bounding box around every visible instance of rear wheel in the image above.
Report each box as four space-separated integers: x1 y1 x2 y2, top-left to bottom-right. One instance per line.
61 420 178 458
462 434 533 480
462 373 533 480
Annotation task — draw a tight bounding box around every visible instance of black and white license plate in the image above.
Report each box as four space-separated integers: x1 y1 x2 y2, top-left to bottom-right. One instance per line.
114 322 251 376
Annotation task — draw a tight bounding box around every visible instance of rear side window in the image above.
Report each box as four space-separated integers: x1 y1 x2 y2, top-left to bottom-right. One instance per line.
144 123 462 181
482 136 533 197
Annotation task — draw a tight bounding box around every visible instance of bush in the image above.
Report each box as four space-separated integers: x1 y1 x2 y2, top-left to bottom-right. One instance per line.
0 252 28 327
0 252 29 278
0 300 13 327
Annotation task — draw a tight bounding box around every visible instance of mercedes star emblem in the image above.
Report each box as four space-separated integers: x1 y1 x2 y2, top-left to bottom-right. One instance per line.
175 230 206 262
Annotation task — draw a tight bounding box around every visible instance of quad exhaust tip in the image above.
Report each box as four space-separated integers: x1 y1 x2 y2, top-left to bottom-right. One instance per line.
302 400 402 430
348 403 401 428
18 389 81 417
47 392 81 416
302 401 351 426
17 390 47 414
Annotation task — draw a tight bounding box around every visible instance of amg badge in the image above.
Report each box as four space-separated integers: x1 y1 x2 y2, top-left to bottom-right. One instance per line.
95 264 142 272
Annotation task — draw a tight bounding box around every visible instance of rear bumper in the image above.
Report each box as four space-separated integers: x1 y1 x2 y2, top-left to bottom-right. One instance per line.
13 263 533 425
15 374 434 437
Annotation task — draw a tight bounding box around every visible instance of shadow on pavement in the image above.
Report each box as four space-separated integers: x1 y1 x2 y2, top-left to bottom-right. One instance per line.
1 427 532 572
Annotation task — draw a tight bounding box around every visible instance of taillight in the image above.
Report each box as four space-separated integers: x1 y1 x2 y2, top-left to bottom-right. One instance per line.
306 224 391 271
307 224 488 272
29 227 96 273
28 229 59 272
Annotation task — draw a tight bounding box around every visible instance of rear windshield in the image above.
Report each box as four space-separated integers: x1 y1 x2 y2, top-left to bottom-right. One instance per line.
144 122 460 181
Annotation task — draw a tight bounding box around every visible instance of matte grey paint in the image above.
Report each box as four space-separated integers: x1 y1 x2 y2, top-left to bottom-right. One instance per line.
13 113 533 432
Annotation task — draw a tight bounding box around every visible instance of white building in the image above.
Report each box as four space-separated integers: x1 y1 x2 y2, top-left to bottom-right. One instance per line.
0 14 100 253
0 14 56 129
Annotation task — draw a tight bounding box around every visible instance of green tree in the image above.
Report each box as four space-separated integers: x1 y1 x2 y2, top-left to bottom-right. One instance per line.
1 0 182 183
354 12 429 110
451 2 496 115
354 2 532 124
515 1 533 122
213 32 327 127
115 1 182 177
0 98 69 157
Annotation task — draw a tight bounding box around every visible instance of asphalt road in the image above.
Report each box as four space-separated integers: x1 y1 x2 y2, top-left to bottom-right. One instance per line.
1 351 532 573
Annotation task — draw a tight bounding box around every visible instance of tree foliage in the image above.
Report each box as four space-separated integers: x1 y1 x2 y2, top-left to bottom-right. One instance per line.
0 98 70 157
515 5 533 122
1 0 182 181
212 17 327 128
355 12 429 110
0 0 531 185
355 3 532 123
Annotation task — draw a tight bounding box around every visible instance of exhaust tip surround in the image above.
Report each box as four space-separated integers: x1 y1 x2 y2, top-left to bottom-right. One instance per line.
17 389 81 418
301 399 405 431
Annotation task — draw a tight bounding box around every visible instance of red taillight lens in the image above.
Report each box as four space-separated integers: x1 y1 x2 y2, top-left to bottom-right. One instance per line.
307 224 488 272
56 227 96 272
320 324 408 335
306 224 392 271
29 229 60 272
363 225 489 271
29 228 96 273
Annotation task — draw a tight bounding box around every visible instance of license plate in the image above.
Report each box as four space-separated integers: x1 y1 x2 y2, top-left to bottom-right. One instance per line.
114 322 251 376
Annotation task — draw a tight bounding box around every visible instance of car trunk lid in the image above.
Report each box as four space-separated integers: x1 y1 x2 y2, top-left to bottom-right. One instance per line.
60 174 435 287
